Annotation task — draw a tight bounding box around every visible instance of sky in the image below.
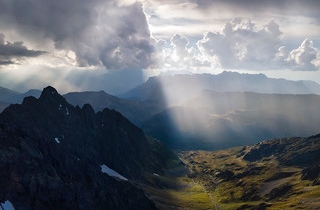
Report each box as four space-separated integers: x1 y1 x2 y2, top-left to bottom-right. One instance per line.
0 0 320 93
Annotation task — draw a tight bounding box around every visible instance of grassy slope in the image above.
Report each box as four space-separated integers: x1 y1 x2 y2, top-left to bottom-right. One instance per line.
142 142 320 210
178 147 320 210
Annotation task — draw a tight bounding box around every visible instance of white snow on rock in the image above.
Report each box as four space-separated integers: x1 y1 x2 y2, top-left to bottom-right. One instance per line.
0 200 15 210
100 164 128 181
66 107 69 115
54 137 60 144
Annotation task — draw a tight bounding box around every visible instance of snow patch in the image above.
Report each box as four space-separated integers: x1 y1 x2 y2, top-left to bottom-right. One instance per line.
65 107 69 115
0 200 15 210
100 164 128 181
54 137 60 144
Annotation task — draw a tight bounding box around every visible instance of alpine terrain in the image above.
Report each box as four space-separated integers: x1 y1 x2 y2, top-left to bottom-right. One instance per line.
0 86 181 210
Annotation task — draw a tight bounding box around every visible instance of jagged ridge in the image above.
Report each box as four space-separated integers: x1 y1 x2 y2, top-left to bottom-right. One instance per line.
0 86 178 210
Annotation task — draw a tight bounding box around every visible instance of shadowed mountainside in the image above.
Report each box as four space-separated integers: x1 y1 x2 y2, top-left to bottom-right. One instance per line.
0 86 180 210
64 90 158 126
142 90 320 150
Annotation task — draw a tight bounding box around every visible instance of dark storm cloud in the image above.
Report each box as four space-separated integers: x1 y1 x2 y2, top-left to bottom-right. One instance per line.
0 0 157 70
0 33 45 65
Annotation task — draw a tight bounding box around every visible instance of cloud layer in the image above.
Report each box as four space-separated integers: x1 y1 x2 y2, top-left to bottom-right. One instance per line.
158 19 320 71
0 0 157 70
0 0 319 74
0 33 45 65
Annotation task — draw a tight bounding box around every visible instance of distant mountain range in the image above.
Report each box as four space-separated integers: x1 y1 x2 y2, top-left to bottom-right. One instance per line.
1 71 320 150
121 71 320 106
142 90 320 150
0 86 179 209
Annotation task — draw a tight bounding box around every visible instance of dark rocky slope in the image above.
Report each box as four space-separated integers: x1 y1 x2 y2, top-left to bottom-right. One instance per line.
0 86 178 210
64 91 157 126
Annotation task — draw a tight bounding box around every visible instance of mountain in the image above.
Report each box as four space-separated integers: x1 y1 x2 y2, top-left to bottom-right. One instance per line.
0 86 180 210
17 89 42 102
64 91 158 126
0 87 20 102
0 101 10 114
0 87 41 113
178 134 320 209
142 90 320 150
141 133 320 210
122 71 320 107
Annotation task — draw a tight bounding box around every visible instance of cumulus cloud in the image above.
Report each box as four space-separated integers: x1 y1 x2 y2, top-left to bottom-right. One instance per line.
197 18 283 69
0 0 157 70
0 33 45 65
158 18 320 72
158 34 211 69
286 39 320 71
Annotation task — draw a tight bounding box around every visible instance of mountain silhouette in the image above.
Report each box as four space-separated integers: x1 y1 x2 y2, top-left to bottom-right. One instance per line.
0 86 179 209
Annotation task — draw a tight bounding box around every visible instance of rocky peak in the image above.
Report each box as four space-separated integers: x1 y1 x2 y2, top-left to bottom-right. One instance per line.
0 86 179 209
39 86 67 103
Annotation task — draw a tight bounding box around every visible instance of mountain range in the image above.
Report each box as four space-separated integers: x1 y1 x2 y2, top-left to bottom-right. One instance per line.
142 90 320 150
1 71 320 150
0 77 319 209
0 86 180 209
121 71 320 106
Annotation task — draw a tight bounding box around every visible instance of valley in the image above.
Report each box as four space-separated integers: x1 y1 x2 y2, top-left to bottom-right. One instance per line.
0 72 319 209
145 135 320 209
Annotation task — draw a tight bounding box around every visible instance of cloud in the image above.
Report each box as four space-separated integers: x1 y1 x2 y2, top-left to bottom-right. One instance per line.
197 18 283 69
0 33 45 65
173 0 320 16
158 18 320 72
158 34 211 69
0 0 157 70
286 38 320 71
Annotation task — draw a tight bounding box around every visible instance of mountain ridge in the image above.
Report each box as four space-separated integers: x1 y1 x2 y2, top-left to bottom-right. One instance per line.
142 89 320 150
121 71 320 106
0 86 180 209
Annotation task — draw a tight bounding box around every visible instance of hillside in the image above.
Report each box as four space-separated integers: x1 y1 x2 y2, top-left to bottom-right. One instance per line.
143 134 320 210
0 86 180 209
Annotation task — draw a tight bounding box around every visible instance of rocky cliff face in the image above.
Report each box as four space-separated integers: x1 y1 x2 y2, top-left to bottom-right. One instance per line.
0 86 177 209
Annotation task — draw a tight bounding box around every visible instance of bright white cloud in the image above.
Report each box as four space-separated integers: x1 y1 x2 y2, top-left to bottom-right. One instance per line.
197 19 283 70
287 38 320 71
158 34 211 70
157 18 320 72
